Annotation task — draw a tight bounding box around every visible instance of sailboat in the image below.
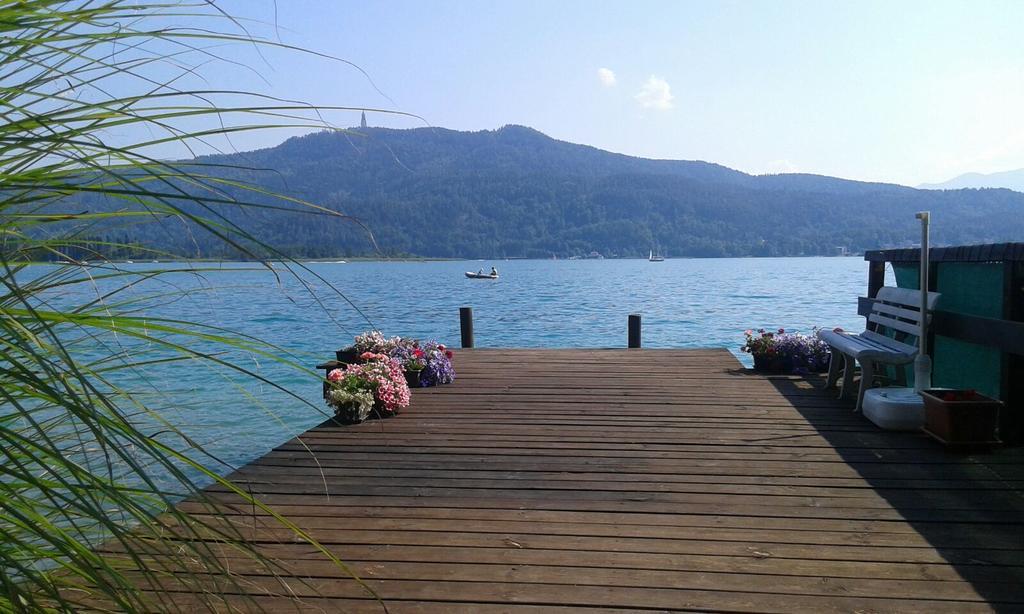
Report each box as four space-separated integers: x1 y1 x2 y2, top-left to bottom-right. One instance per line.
648 249 665 262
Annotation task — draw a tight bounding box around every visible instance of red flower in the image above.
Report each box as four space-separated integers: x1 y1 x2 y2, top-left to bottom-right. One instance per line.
413 348 425 358
445 350 454 359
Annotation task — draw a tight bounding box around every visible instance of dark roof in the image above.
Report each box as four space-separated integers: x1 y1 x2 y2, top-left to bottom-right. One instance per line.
865 242 1024 263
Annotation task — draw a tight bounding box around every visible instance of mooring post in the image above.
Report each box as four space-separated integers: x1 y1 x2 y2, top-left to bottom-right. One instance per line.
460 306 474 348
628 313 641 348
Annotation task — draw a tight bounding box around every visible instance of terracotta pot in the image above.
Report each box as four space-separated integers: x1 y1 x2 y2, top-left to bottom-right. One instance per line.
921 389 1001 448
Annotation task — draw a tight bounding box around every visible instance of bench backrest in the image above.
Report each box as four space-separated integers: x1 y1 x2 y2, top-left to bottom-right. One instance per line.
861 286 941 352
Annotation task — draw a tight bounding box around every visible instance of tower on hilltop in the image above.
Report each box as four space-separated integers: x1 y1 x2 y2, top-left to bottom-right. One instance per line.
360 111 367 129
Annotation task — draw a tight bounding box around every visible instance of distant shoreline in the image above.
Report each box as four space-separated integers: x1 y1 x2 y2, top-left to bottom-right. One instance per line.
24 254 865 266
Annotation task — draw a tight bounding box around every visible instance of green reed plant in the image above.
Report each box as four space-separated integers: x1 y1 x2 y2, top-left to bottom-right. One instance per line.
1 1 390 611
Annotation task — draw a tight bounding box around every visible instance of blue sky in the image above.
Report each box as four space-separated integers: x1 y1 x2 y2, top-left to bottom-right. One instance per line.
201 0 1024 186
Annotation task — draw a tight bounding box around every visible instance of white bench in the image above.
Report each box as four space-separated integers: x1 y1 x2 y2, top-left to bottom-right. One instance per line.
817 286 940 412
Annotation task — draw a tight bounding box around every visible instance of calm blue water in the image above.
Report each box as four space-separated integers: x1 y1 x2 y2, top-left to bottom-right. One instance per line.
28 257 888 478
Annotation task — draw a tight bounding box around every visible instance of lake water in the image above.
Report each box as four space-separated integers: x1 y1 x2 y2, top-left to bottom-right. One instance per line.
31 257 888 478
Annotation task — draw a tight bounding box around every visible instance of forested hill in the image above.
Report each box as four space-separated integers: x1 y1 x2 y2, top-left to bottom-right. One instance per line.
80 125 1024 258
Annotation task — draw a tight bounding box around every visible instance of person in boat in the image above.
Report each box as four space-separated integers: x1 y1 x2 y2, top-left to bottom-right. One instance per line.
490 266 498 276
478 268 484 275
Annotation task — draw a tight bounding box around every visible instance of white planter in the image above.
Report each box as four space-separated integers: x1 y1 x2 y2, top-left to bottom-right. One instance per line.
862 387 925 431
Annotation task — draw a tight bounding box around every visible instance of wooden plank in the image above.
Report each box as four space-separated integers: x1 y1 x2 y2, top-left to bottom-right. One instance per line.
105 348 1024 611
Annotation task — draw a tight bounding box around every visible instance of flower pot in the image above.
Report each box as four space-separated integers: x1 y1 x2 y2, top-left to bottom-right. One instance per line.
404 369 423 388
921 389 1001 448
335 345 360 364
332 402 371 425
752 354 785 373
371 399 399 420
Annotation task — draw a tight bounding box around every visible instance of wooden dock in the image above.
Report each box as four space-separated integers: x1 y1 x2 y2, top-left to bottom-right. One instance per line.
159 349 1023 612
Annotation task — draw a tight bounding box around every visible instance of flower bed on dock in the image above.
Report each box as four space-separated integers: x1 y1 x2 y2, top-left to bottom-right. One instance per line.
741 328 830 374
345 330 456 387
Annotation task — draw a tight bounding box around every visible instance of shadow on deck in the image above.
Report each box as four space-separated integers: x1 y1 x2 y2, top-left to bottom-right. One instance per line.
762 371 1024 611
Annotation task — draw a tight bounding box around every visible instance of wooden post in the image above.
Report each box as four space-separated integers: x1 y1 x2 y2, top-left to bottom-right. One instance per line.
1002 261 1024 444
460 307 474 349
628 314 641 348
867 259 885 298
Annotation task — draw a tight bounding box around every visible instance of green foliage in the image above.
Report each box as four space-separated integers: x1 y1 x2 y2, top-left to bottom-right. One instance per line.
0 1 377 611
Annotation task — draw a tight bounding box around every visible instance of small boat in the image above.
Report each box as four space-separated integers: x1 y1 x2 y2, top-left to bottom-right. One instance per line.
649 250 665 262
465 271 498 279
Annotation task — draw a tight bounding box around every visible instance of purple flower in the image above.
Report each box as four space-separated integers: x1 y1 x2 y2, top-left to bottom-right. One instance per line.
741 327 831 374
418 339 456 386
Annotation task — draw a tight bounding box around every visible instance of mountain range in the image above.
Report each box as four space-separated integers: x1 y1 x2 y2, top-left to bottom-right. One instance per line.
63 125 1024 259
918 168 1024 193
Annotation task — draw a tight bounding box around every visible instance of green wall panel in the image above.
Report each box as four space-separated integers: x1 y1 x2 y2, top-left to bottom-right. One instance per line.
892 262 1004 398
893 264 918 290
933 263 1003 399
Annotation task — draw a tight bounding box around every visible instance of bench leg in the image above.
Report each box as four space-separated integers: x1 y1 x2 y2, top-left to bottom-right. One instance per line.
855 360 875 413
824 349 842 389
839 353 856 401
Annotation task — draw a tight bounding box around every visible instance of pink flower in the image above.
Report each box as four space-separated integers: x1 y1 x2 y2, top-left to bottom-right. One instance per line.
327 369 344 382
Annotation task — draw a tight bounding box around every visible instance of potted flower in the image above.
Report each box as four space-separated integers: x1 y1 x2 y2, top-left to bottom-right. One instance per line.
325 353 411 424
741 328 784 372
741 328 830 374
774 328 831 374
325 367 376 424
921 389 1002 447
340 330 402 362
419 341 455 386
390 340 428 387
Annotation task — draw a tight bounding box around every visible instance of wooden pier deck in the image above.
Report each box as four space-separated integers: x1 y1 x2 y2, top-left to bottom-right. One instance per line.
163 349 1023 612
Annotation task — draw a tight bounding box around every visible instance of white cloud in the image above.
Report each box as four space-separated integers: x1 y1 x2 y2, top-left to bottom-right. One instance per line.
635 76 674 110
597 67 616 87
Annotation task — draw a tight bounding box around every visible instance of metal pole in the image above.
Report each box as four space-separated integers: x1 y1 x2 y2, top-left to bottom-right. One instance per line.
914 211 931 392
628 314 641 348
459 307 474 349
